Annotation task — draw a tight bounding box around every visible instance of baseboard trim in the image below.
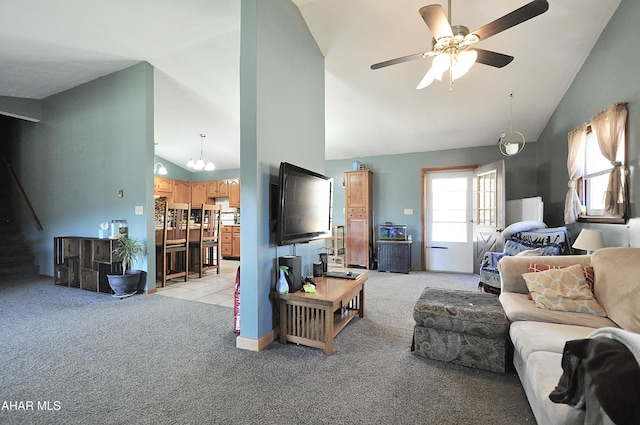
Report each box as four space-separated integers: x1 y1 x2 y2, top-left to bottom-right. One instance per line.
236 330 275 352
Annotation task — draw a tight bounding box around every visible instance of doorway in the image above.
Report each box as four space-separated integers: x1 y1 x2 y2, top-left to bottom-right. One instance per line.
424 168 474 273
422 161 505 273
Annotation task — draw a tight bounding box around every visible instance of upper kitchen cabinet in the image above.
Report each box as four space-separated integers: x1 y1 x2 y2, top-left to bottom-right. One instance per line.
173 179 191 204
207 179 228 198
154 177 173 199
228 179 240 208
191 181 207 207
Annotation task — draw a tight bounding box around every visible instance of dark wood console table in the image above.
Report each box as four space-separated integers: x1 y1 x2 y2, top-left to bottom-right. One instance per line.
275 274 366 355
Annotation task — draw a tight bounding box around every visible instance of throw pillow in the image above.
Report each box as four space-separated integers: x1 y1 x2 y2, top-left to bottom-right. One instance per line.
522 264 606 317
529 264 595 290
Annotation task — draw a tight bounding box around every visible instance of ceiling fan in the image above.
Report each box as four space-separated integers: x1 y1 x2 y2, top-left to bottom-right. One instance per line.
371 0 549 90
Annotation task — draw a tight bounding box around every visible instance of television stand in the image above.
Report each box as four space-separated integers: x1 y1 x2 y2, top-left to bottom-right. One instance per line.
275 274 366 355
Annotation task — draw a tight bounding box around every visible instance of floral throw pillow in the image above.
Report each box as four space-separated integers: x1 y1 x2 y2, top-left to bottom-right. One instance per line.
522 264 606 317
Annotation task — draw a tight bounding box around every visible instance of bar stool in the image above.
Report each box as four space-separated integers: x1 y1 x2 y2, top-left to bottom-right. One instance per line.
160 202 190 287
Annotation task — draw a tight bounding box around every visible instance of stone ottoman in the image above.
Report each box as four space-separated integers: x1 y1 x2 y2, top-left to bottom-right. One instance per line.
412 287 509 373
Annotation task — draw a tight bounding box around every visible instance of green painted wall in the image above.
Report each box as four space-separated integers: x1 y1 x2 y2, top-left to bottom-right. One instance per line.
325 143 537 270
535 0 640 247
10 62 155 288
239 0 325 341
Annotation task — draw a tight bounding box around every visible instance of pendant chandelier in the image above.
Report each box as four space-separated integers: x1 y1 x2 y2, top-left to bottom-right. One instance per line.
186 133 215 171
497 93 525 156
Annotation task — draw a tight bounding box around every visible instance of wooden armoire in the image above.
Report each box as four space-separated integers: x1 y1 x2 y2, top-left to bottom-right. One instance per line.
345 170 373 269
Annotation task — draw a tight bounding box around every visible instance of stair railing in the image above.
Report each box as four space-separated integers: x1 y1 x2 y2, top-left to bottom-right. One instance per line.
2 156 43 231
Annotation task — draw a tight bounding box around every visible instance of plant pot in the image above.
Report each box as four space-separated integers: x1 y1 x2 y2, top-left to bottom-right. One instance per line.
107 271 141 298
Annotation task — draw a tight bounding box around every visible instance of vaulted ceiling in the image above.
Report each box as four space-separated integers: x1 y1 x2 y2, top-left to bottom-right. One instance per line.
0 0 621 170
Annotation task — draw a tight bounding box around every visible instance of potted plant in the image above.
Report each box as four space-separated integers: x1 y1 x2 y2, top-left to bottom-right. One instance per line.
107 236 146 298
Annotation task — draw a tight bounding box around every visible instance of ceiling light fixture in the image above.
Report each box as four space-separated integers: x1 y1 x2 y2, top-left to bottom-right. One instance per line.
417 24 478 91
154 162 168 175
498 93 526 156
186 133 215 171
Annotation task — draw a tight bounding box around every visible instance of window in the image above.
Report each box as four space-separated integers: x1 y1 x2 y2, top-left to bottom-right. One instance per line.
579 127 625 217
476 170 496 227
571 102 628 224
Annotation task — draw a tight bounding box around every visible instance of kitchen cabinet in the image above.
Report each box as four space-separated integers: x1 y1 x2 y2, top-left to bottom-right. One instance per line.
345 170 373 269
228 179 240 208
232 226 241 257
173 179 191 204
191 181 207 206
154 177 173 199
221 226 240 258
207 179 228 198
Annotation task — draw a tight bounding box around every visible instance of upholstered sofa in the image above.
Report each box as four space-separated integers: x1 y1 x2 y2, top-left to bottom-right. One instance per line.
498 248 640 424
479 222 570 293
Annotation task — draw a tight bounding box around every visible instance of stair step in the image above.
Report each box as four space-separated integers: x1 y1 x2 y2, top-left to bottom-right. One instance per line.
0 210 39 280
0 263 40 278
0 255 35 266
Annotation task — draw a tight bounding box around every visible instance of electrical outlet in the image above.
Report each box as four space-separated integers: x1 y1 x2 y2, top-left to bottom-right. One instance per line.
404 208 413 215
135 206 143 215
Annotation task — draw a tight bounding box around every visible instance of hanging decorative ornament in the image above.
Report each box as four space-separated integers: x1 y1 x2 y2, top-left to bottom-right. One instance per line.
497 93 526 156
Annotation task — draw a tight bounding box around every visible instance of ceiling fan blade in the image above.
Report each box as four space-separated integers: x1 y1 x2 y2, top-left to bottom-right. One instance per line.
371 51 433 70
472 0 549 41
473 49 514 68
419 5 453 40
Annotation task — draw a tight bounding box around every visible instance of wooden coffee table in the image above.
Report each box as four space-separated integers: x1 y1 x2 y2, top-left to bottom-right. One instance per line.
276 274 366 355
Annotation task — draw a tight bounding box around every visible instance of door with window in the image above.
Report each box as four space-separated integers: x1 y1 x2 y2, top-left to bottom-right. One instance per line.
424 170 474 273
473 160 505 274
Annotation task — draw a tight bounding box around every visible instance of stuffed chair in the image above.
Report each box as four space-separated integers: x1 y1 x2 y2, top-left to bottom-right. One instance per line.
479 221 571 294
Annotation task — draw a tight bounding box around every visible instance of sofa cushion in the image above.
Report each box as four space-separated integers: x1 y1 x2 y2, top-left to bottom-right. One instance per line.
523 264 606 317
591 247 640 333
510 321 597 362
525 351 585 425
499 292 616 328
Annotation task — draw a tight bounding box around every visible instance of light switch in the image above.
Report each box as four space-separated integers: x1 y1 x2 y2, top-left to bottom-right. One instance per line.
404 208 413 215
135 206 143 215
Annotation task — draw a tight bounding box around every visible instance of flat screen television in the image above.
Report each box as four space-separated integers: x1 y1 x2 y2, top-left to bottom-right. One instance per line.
276 162 333 246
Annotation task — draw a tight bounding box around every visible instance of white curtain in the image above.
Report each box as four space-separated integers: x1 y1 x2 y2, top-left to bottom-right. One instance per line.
591 102 628 217
564 124 587 224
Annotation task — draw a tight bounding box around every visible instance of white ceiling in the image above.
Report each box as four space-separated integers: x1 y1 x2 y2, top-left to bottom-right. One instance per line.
0 0 621 170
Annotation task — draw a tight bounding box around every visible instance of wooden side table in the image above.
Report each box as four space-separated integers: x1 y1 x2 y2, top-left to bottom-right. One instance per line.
276 274 366 355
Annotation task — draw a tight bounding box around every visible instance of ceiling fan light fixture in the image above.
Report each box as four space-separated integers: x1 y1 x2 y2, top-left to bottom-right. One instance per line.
371 0 550 91
432 53 451 73
451 50 477 79
457 49 477 68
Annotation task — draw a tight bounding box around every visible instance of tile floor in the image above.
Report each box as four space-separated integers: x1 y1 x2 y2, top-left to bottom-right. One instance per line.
154 259 240 308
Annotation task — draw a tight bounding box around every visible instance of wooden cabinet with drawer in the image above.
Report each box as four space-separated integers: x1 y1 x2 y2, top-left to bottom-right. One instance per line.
345 170 372 269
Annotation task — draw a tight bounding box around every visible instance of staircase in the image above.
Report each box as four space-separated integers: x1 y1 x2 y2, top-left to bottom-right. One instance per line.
0 209 40 281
